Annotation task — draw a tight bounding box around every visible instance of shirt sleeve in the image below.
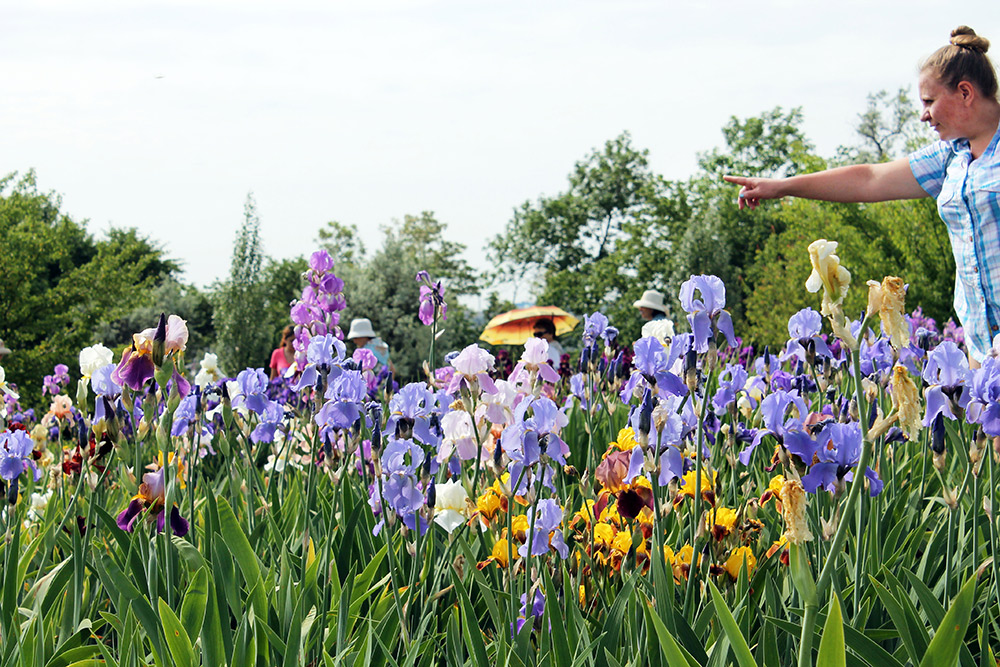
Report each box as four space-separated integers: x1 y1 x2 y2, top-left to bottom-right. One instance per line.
269 348 281 370
908 140 953 199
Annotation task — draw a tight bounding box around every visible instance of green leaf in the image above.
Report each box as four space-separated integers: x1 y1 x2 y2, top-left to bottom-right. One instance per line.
158 597 195 667
707 579 757 667
816 594 845 667
450 566 489 666
179 568 209 646
869 575 928 666
919 577 976 667
542 569 572 667
217 496 269 625
641 595 694 667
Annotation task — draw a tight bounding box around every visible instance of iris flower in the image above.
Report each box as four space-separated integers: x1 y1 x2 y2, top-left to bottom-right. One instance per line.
679 275 737 353
801 422 882 496
0 429 41 483
116 456 189 536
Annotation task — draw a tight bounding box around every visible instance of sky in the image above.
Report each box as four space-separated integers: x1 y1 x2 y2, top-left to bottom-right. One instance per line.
2 1 997 307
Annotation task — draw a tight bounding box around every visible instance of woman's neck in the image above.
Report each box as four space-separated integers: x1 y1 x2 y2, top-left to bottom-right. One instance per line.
969 102 1000 158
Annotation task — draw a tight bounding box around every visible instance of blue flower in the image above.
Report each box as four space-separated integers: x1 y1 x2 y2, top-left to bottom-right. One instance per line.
679 275 737 352
0 429 41 482
801 422 882 496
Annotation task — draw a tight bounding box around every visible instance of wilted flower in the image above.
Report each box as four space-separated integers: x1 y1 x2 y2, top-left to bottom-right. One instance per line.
778 479 813 544
866 277 909 349
890 364 921 441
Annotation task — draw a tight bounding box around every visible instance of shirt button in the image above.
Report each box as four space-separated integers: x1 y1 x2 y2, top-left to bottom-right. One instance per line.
993 325 999 332
975 266 980 273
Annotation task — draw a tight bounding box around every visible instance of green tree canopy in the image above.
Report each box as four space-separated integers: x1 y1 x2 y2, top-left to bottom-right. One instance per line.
0 171 177 405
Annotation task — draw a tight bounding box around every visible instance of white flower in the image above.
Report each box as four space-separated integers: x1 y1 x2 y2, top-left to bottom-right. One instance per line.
195 352 222 388
0 365 18 402
433 479 470 533
640 319 675 345
79 344 114 378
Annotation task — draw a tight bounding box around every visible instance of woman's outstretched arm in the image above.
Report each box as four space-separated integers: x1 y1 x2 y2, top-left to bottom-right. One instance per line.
724 158 928 210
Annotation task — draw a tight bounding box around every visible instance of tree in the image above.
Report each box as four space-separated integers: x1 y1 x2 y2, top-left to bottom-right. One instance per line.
316 220 366 267
488 132 689 344
0 170 177 405
337 212 481 381
212 193 272 374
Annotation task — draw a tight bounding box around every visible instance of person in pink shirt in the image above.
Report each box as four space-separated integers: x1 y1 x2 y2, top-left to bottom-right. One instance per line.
269 325 296 379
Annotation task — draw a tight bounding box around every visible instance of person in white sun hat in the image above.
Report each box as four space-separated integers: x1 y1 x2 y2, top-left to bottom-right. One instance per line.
633 289 675 343
347 318 393 373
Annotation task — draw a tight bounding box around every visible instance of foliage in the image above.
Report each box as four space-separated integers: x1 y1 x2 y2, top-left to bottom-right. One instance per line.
212 193 272 374
0 170 176 405
489 132 689 345
337 212 481 380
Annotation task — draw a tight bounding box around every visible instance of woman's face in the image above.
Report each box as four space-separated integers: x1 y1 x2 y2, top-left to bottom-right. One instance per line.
919 72 973 141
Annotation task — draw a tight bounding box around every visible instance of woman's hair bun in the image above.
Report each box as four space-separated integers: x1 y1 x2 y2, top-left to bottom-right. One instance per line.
950 26 989 53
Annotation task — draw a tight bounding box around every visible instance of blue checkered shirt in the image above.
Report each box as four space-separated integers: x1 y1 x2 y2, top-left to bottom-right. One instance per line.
909 123 1000 361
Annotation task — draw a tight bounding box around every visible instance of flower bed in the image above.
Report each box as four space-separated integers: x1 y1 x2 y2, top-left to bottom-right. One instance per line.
0 242 992 666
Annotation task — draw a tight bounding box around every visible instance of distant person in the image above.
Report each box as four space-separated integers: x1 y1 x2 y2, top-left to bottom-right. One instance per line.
633 289 668 321
347 318 393 374
269 325 296 380
634 289 676 341
725 26 1000 365
533 318 564 365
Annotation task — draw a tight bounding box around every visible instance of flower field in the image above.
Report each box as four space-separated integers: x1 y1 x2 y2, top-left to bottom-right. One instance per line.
0 241 997 666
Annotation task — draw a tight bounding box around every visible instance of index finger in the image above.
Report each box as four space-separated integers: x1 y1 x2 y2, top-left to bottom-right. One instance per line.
723 175 750 185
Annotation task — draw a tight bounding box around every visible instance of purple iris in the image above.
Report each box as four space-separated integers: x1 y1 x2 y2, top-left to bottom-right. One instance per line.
235 368 270 415
922 341 972 426
91 364 122 397
966 357 1000 436
112 345 156 391
783 308 832 364
519 498 569 559
251 400 285 443
619 336 687 402
582 312 617 348
416 271 447 326
386 382 442 447
679 275 737 353
316 370 368 430
801 422 882 496
737 390 814 465
859 338 894 378
501 397 567 494
171 394 198 437
0 429 41 482
712 364 748 412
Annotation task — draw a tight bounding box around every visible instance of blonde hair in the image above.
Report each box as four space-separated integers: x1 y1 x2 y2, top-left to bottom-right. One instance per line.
921 26 998 100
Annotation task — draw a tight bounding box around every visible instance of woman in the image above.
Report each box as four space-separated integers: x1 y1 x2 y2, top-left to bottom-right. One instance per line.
725 26 1000 364
269 325 296 380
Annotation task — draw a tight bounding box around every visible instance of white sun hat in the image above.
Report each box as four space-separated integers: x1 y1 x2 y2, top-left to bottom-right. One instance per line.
347 318 377 340
633 289 666 312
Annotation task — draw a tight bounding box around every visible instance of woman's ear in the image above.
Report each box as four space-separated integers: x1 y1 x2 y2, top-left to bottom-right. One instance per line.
957 80 977 104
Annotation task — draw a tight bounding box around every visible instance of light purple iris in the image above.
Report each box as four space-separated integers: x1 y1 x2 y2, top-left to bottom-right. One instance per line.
966 357 1000 436
0 429 41 482
235 368 270 415
251 400 285 443
783 308 832 363
737 389 814 465
712 364 748 412
679 275 737 353
620 335 688 402
416 271 447 326
91 363 122 397
309 249 335 272
582 312 617 348
801 422 882 496
386 382 441 447
922 341 972 426
519 499 569 559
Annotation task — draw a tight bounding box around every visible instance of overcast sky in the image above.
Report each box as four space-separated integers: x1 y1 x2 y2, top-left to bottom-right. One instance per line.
3 1 997 306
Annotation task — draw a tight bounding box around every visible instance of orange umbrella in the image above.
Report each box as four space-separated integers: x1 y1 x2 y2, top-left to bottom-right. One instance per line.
479 306 580 345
